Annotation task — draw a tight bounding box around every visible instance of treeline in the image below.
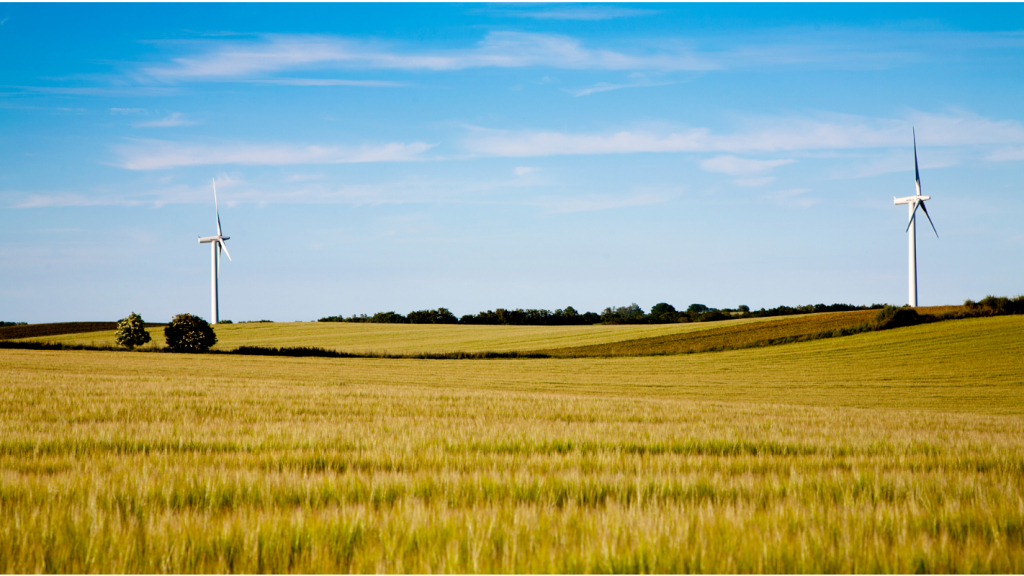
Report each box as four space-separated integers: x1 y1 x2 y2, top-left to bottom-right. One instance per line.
318 302 887 326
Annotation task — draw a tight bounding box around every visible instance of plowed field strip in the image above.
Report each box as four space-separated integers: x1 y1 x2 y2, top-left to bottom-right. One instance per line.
0 322 164 340
543 306 961 357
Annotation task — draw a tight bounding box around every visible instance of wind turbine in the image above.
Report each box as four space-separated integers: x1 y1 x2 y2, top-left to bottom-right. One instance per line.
198 178 231 323
893 128 938 307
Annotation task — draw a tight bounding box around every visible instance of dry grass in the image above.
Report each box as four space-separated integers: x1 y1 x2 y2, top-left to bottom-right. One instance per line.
1 315 1022 572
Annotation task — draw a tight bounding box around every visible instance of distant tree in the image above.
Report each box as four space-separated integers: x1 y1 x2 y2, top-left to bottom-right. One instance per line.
372 311 407 323
650 303 676 316
407 308 458 324
737 305 750 314
687 303 709 314
114 312 151 350
164 313 217 353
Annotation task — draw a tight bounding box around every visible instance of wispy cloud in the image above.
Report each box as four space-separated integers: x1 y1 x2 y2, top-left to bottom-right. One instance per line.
3 85 178 97
110 107 148 115
496 6 658 21
764 188 819 208
565 78 675 97
112 138 436 170
250 78 406 87
700 155 795 175
138 32 718 82
733 176 777 188
462 111 1024 158
15 193 152 209
134 112 196 128
534 191 672 214
987 146 1024 162
514 166 538 177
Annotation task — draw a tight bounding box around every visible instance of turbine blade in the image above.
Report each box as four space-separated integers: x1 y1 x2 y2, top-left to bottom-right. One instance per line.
905 201 920 233
913 128 922 196
217 243 221 275
213 178 222 236
219 239 232 261
919 200 939 238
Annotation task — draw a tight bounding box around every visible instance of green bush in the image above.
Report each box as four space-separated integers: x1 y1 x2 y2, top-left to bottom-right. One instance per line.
164 313 217 353
874 305 921 330
114 312 151 350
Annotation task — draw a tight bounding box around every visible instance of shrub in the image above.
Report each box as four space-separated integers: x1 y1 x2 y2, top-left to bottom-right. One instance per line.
164 313 217 353
114 312 151 350
874 305 921 330
965 295 1024 315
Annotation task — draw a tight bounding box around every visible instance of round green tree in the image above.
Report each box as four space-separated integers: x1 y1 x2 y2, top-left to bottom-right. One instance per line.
114 312 151 350
164 313 217 353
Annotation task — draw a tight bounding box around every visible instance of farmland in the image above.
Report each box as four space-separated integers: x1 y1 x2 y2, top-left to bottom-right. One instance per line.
1 314 1022 572
7 315 780 354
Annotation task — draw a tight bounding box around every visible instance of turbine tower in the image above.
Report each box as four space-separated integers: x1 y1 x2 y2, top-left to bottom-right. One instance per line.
198 178 231 323
893 129 938 307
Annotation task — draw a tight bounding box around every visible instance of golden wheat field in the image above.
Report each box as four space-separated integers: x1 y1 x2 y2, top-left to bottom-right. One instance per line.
1 315 1023 572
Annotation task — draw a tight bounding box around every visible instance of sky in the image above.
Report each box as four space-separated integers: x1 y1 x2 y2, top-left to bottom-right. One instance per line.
2 3 1023 323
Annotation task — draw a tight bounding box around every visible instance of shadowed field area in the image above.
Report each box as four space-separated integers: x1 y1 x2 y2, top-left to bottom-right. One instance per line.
1 315 1022 572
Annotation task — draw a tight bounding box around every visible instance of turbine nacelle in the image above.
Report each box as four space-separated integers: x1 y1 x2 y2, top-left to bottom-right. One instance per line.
198 235 230 244
893 195 930 206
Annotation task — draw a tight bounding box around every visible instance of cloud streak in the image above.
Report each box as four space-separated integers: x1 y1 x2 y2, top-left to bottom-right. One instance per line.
462 111 1024 158
139 32 718 82
134 112 196 128
497 6 658 21
250 78 406 87
564 79 676 97
113 139 436 170
700 155 795 175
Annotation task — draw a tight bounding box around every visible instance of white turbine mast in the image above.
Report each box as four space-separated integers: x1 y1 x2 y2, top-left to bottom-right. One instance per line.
893 128 938 307
198 178 232 323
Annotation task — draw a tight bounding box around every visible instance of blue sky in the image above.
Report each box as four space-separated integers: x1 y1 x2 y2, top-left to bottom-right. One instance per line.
2 3 1023 323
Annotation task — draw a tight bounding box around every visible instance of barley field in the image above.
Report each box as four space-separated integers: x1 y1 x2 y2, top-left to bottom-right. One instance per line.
1 315 1022 572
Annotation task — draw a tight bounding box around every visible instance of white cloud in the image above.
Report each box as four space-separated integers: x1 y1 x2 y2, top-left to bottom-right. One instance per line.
138 32 718 82
514 166 537 176
134 112 196 128
462 111 1024 158
112 139 436 170
700 155 795 175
